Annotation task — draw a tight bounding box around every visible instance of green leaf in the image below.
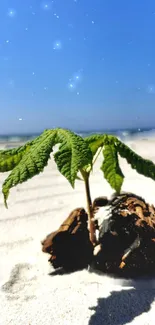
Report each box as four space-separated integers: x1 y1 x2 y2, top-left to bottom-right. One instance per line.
0 143 33 172
101 143 124 193
2 128 155 208
116 140 155 181
54 129 92 187
84 134 106 156
84 133 117 156
1 128 92 206
2 130 57 207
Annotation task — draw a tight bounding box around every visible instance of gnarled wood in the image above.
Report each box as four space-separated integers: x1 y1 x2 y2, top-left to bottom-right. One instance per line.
95 192 155 277
41 208 93 271
41 192 155 277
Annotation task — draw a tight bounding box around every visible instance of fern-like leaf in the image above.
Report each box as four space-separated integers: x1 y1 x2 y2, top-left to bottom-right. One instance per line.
116 140 155 181
54 129 92 186
83 133 155 184
101 144 124 193
2 129 155 208
0 143 33 172
84 133 117 156
2 130 57 207
84 134 106 156
1 129 92 206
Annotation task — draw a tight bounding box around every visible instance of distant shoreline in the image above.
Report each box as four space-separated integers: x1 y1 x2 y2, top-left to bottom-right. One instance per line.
0 126 155 137
1 127 155 146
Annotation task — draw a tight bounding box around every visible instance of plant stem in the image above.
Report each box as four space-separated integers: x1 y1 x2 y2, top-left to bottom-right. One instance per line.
92 146 103 166
81 170 97 245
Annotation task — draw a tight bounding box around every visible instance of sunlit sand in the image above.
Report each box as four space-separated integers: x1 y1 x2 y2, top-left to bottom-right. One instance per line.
0 137 155 324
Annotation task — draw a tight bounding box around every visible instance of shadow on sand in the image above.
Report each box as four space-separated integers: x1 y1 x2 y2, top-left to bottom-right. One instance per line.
49 266 155 324
89 279 155 325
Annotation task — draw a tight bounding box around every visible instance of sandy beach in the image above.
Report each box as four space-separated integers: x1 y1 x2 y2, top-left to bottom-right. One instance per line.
1 137 155 325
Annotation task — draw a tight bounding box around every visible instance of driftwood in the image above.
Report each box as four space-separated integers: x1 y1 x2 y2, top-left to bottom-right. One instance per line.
42 192 155 277
94 192 155 277
41 208 93 271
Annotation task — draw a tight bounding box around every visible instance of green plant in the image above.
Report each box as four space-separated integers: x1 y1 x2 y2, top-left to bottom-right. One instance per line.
1 128 155 245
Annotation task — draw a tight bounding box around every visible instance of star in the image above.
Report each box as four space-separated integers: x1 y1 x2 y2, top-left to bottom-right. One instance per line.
68 70 83 92
54 13 59 18
147 85 155 94
7 9 16 18
73 71 82 83
41 2 52 10
53 41 62 50
44 4 49 9
68 82 76 91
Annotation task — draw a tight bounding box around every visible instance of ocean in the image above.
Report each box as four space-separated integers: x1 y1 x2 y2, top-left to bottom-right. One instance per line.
0 127 155 148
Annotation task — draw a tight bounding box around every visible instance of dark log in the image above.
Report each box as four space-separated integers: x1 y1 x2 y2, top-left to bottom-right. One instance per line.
94 192 155 277
41 192 155 277
41 208 93 271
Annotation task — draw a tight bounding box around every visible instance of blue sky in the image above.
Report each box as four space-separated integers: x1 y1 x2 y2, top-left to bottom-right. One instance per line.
0 0 155 134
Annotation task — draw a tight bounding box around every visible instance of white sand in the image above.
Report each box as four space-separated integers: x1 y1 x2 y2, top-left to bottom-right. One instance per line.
1 138 155 324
